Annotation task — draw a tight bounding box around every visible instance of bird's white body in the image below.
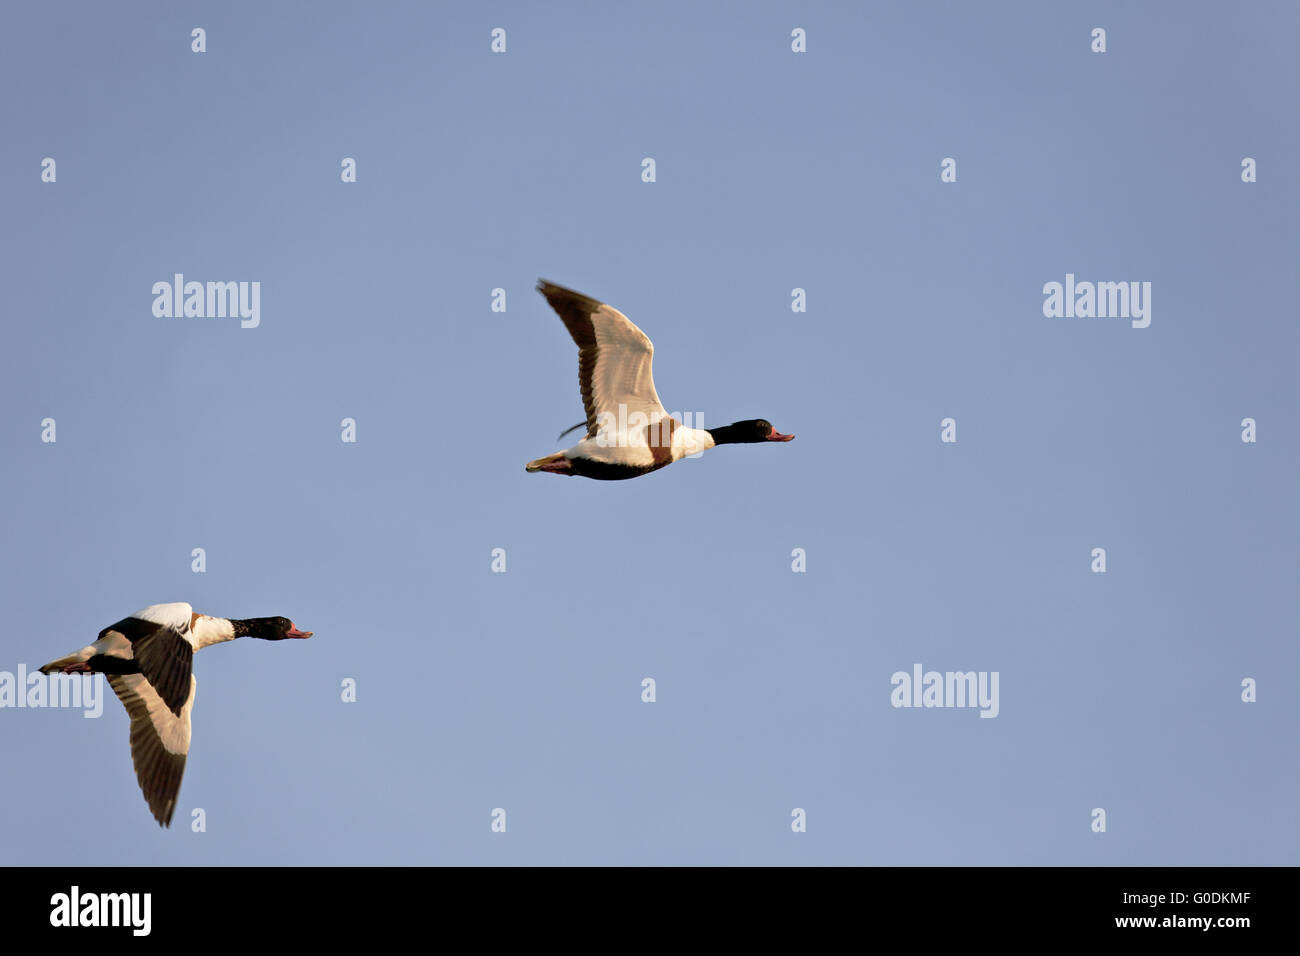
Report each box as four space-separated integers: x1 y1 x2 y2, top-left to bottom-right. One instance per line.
65 603 237 665
561 421 716 469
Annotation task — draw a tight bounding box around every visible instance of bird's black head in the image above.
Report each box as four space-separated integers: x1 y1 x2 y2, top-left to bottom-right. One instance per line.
235 616 313 640
707 419 796 445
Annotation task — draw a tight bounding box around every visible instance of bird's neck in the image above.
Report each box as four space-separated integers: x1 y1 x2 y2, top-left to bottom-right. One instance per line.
675 425 716 456
705 423 748 446
193 616 238 650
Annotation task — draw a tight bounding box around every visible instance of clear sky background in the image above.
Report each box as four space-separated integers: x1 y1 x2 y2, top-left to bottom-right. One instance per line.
2 2 1296 865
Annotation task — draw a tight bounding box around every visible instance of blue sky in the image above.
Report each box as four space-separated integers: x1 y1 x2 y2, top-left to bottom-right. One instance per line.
1 1 1296 865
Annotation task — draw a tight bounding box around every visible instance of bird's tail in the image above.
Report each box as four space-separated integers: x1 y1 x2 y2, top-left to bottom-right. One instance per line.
526 452 572 474
39 648 92 674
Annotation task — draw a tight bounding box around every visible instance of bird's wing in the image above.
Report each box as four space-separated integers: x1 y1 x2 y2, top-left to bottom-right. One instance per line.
537 280 669 439
107 673 195 827
108 613 195 717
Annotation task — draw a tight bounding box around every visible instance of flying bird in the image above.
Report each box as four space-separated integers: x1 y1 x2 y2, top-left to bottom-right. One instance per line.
527 280 795 480
39 602 312 827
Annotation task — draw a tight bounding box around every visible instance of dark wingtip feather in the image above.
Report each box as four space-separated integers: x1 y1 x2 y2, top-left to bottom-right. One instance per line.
556 422 586 442
536 279 604 314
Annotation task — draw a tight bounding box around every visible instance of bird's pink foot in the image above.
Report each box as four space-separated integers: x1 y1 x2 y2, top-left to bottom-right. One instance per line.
60 662 92 674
